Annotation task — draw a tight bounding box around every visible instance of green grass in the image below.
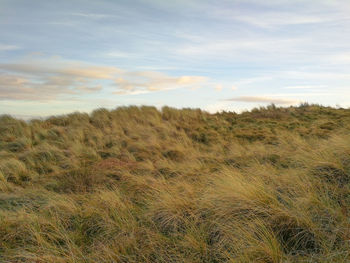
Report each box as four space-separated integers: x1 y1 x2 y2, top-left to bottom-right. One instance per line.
0 104 350 262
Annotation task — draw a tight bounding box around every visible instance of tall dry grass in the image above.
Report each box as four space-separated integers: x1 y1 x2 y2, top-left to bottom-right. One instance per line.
0 105 350 262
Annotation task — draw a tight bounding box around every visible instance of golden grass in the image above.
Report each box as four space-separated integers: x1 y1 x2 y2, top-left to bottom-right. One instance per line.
0 104 350 262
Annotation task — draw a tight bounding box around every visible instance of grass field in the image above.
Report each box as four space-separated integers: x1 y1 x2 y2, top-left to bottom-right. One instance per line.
1 104 350 262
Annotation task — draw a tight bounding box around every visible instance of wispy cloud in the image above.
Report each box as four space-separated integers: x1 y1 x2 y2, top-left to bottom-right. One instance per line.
283 71 350 80
225 96 300 105
175 37 304 57
70 12 114 19
206 0 349 28
114 72 207 94
168 1 350 66
228 12 338 29
215 84 223 91
0 74 74 100
0 44 20 51
0 60 122 79
0 57 121 100
0 56 209 100
328 52 350 64
232 76 273 86
76 85 103 93
105 51 137 58
283 85 327 90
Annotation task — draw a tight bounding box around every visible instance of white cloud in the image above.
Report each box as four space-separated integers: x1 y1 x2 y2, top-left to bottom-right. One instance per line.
105 51 138 58
0 44 20 51
283 85 326 90
283 71 350 80
205 101 232 113
229 12 337 29
328 52 350 64
175 37 305 57
265 92 334 97
233 76 274 86
205 0 350 29
76 85 103 93
225 96 300 105
70 12 114 19
215 84 223 91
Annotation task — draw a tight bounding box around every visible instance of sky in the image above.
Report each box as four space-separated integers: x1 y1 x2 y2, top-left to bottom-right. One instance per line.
0 0 350 118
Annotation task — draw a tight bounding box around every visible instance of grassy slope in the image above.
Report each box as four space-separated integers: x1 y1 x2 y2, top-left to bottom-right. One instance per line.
0 104 350 262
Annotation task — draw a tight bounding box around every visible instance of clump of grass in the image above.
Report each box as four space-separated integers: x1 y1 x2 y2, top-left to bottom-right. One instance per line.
0 158 27 183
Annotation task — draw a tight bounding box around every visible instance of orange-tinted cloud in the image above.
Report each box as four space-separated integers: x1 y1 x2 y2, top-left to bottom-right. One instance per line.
0 56 208 100
113 72 207 94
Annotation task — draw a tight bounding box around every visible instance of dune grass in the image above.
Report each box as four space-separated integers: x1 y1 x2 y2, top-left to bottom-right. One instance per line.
0 104 350 262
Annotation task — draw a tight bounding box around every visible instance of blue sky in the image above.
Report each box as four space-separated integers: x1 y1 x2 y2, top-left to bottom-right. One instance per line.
0 0 350 118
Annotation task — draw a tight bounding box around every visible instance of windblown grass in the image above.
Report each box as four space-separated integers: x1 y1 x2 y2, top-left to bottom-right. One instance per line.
0 104 350 262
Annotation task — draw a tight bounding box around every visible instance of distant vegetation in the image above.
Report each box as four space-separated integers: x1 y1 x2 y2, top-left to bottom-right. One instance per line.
1 104 350 262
